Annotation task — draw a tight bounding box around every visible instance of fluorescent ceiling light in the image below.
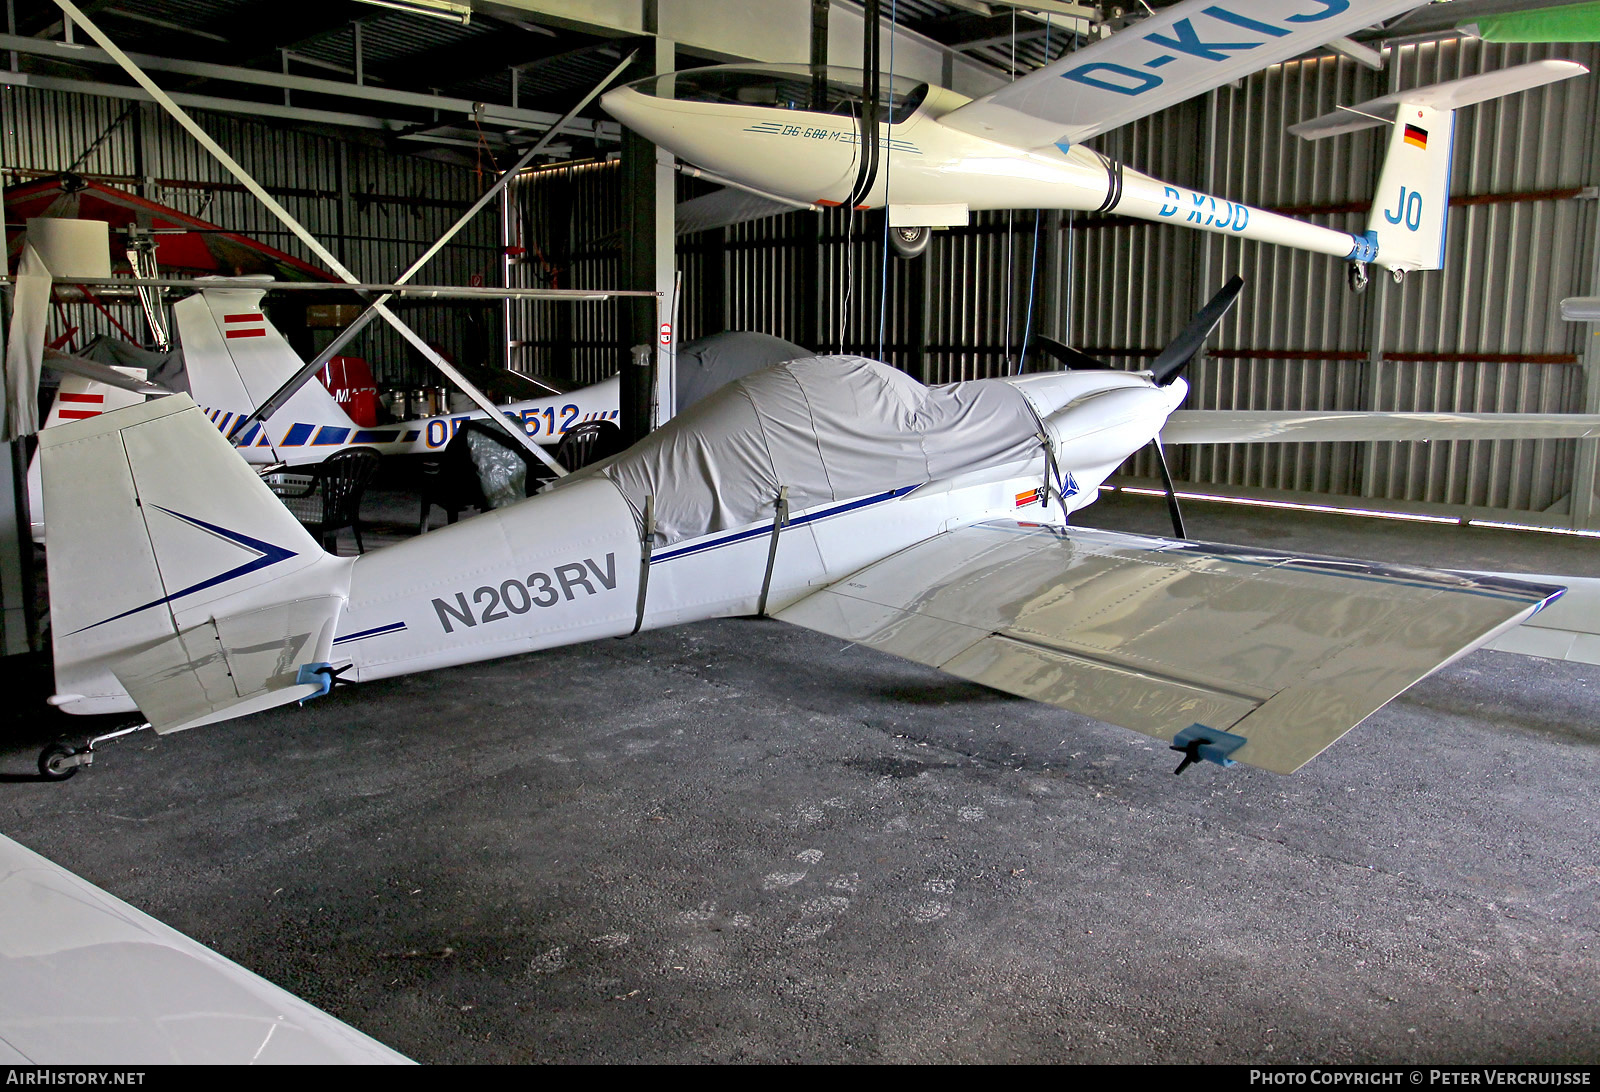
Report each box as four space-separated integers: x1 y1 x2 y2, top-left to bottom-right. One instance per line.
352 0 471 24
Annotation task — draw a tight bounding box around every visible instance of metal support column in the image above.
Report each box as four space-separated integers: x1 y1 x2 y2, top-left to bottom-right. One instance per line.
1568 190 1600 530
0 283 31 655
620 32 675 442
500 182 515 373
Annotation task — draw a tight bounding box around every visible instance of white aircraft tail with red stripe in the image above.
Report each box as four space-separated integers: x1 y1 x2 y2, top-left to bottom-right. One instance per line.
27 367 148 543
174 279 358 459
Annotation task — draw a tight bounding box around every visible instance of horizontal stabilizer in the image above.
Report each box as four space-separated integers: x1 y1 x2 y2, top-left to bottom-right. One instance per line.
779 522 1561 774
1562 297 1600 322
113 596 344 733
42 350 168 396
1288 60 1588 140
1162 410 1600 445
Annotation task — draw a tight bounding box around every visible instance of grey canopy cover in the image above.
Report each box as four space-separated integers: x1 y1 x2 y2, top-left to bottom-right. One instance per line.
587 356 1041 545
674 330 810 410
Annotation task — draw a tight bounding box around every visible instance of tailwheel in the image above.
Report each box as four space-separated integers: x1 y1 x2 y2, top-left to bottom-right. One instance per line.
38 743 83 781
36 721 151 782
1347 261 1370 294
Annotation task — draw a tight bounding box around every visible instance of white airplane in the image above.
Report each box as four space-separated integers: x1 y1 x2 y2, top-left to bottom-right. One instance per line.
0 832 412 1064
175 282 621 466
34 280 1600 780
23 283 623 540
600 0 1588 286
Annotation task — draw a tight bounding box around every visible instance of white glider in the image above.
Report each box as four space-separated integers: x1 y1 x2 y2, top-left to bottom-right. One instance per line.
601 0 1586 285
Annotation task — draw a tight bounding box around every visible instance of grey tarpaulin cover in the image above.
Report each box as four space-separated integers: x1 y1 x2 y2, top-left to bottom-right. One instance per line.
582 356 1041 545
674 330 809 410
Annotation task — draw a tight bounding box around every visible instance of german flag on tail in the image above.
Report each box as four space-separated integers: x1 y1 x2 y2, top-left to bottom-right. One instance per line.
1404 123 1428 150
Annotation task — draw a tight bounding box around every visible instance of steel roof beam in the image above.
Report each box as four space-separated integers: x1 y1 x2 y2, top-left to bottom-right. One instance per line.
0 32 618 139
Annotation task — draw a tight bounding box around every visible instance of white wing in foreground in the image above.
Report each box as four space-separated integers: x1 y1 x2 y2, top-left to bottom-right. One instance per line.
939 0 1428 150
779 521 1561 774
0 833 412 1064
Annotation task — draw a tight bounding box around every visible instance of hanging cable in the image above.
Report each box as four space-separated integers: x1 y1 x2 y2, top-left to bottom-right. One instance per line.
875 0 898 362
1016 15 1053 375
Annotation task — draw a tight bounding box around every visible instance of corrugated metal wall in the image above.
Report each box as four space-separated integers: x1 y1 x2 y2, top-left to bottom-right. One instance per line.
1 85 498 387
505 160 624 387
511 36 1600 526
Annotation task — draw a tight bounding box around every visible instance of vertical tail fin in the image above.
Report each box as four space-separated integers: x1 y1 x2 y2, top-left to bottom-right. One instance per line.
28 366 149 542
43 396 350 729
174 278 358 458
1287 60 1588 276
1366 104 1455 275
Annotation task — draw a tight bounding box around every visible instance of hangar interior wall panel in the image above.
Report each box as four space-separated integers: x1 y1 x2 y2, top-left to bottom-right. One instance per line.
510 36 1598 527
1 87 497 389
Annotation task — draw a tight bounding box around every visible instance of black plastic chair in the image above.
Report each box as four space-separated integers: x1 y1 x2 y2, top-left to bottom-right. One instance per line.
268 447 382 554
554 420 625 472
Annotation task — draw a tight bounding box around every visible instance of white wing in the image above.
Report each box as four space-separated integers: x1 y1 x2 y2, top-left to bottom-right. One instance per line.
779 521 1561 774
939 0 1429 150
0 833 412 1063
1162 410 1600 445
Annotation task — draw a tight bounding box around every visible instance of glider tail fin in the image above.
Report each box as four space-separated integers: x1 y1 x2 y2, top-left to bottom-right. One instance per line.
43 395 349 730
1364 104 1455 275
1287 61 1589 277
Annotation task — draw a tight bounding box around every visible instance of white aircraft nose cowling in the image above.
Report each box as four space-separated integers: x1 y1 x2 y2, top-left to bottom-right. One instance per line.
1044 381 1186 470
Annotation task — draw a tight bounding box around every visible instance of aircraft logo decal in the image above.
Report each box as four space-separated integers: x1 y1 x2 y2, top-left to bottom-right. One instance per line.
223 312 266 339
70 508 300 634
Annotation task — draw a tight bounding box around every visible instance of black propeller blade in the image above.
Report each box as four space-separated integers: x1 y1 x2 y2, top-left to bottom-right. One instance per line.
1146 274 1246 538
1150 438 1188 540
1028 334 1114 372
1150 274 1245 387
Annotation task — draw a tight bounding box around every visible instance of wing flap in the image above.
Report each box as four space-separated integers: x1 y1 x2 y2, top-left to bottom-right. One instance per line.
779 522 1562 773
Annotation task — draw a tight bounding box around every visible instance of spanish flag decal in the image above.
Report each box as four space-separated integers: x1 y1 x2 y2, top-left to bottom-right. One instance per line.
1404 124 1428 150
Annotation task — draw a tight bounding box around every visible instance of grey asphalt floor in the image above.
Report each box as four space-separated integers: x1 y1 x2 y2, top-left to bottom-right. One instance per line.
2 487 1598 1064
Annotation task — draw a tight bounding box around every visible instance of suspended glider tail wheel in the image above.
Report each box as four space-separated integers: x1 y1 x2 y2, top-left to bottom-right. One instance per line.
888 224 931 260
1347 261 1370 294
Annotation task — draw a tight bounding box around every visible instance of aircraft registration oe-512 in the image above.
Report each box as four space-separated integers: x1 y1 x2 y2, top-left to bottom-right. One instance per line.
600 0 1588 288
34 281 1600 781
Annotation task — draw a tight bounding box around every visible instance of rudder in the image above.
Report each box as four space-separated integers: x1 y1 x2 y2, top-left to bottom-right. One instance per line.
43 395 351 728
